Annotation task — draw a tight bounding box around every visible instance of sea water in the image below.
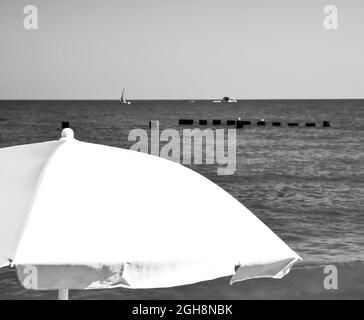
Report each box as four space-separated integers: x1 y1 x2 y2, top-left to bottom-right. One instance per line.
0 100 363 299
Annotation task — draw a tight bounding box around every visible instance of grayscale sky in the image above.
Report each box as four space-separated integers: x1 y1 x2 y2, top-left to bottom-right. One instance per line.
0 0 363 99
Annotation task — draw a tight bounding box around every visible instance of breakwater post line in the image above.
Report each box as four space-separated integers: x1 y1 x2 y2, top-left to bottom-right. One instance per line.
175 119 331 128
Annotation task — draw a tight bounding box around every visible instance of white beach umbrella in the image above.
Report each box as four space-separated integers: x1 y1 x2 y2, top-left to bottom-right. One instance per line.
0 128 302 299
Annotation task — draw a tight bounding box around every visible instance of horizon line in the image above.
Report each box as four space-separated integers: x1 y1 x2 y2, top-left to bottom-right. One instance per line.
1 98 364 101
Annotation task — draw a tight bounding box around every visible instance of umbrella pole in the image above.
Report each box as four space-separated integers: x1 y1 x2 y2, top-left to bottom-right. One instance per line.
58 288 69 300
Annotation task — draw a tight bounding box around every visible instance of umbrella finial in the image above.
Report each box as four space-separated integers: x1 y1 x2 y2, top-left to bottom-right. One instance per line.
60 121 74 139
61 128 74 139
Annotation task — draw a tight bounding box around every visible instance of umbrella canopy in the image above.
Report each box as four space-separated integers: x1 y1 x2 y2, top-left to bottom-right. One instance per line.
0 128 301 292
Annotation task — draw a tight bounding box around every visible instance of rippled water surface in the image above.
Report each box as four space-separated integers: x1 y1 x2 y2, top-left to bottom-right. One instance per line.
0 100 363 299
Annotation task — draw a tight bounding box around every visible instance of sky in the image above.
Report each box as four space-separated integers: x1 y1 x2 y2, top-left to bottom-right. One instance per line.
0 0 364 99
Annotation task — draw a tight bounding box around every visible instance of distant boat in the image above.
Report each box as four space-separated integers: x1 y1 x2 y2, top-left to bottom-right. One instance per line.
212 97 237 103
120 87 131 105
223 96 237 103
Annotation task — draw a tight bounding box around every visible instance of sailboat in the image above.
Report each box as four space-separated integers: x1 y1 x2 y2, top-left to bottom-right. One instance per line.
120 87 131 105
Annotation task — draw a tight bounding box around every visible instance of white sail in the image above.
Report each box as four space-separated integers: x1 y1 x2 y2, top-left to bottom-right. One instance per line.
120 87 130 104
